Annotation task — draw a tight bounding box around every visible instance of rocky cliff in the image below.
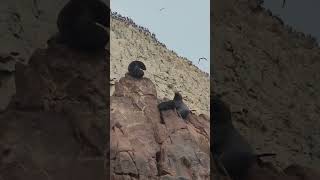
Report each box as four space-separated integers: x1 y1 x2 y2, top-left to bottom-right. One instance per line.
0 0 67 111
110 13 210 116
213 0 320 170
0 41 108 179
0 1 210 180
0 1 210 117
110 74 210 179
0 44 211 180
108 12 211 179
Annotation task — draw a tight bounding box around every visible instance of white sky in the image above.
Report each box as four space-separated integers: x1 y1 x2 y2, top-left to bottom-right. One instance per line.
111 0 210 73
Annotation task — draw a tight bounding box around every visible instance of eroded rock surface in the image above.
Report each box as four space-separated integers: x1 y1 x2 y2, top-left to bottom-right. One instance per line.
0 0 209 118
213 0 320 169
0 41 108 179
110 75 210 180
110 14 210 116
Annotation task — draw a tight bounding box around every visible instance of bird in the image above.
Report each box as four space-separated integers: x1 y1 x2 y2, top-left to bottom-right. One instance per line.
160 8 165 11
198 57 208 64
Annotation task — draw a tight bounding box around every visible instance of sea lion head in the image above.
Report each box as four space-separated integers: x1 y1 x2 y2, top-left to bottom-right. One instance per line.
173 92 183 101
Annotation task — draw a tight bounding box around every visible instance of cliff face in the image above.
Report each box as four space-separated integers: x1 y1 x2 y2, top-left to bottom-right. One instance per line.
0 0 67 111
0 1 210 179
0 0 210 117
0 0 66 58
110 74 210 179
0 42 108 179
213 0 320 168
110 14 210 116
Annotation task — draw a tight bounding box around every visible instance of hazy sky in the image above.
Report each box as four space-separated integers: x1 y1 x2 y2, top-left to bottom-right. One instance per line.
111 0 210 73
263 0 320 43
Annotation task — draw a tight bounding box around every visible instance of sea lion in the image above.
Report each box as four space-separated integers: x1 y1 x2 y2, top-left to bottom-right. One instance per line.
158 92 190 120
212 95 275 180
57 0 110 51
128 61 146 78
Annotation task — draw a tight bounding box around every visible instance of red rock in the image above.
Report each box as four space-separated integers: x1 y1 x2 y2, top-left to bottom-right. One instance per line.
0 42 108 179
110 75 210 179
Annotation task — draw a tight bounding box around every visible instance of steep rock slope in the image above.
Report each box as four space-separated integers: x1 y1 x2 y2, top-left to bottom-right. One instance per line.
213 0 320 168
0 0 68 111
110 14 210 116
0 1 210 117
0 42 108 179
110 74 210 179
0 0 66 58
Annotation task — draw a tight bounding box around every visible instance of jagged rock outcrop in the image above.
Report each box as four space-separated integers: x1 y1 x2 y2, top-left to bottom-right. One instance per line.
0 41 108 179
0 0 65 112
110 75 210 179
213 0 320 169
110 14 210 116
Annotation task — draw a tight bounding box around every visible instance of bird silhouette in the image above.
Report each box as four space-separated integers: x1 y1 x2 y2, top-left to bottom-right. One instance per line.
198 57 208 64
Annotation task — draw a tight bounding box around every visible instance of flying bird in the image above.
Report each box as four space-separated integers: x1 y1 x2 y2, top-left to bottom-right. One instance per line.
160 8 165 11
198 57 208 64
